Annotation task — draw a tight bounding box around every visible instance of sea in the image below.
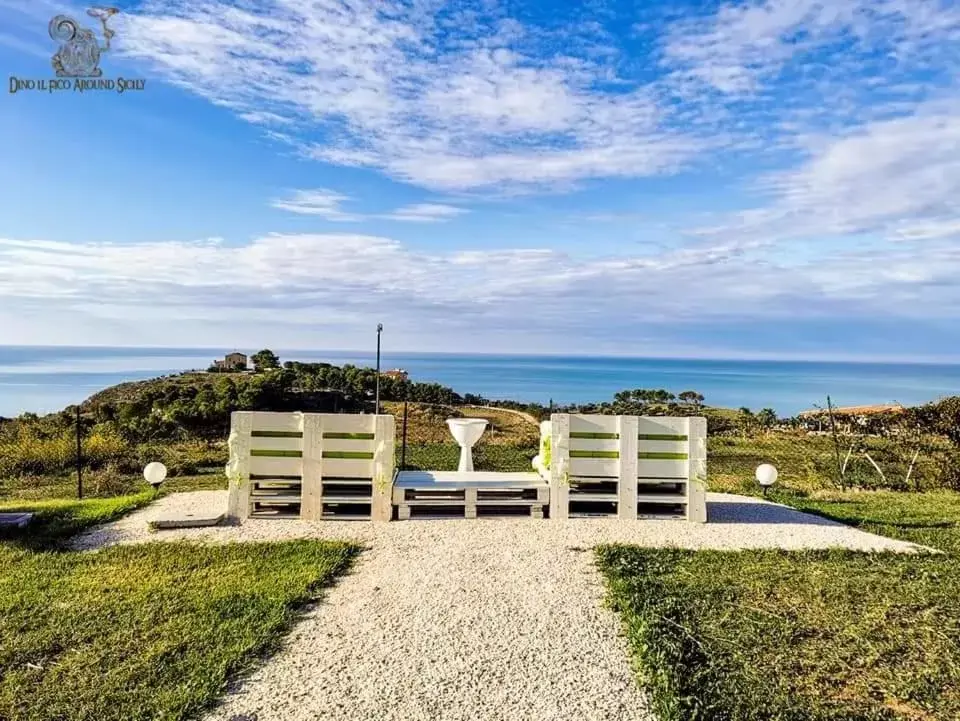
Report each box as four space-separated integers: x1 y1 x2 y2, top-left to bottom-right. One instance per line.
1 346 959 419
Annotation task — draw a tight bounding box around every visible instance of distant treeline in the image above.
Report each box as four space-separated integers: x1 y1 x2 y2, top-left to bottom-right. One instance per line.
1 349 959 490
69 355 465 443
3 347 959 449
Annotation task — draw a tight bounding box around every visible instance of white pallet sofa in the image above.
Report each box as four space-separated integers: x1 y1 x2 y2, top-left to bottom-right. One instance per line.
533 414 707 522
226 411 395 522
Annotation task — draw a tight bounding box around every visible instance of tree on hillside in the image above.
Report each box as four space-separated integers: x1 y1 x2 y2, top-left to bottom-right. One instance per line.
907 396 960 489
612 389 678 415
737 407 755 438
678 390 705 412
756 408 778 429
910 396 960 446
251 349 280 373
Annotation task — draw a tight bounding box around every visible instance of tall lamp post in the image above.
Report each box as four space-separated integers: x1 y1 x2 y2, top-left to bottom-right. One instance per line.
375 323 383 415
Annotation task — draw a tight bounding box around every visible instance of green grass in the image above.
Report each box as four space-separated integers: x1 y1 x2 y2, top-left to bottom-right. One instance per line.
0 539 357 721
774 488 960 553
598 489 960 721
0 471 227 504
707 434 954 494
399 442 536 472
0 495 359 721
0 492 158 549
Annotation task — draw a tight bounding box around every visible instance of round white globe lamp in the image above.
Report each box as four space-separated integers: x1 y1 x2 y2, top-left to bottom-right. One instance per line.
144 461 168 488
755 464 778 497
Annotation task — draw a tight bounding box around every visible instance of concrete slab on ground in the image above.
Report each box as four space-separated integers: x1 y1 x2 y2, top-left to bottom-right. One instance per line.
150 511 225 530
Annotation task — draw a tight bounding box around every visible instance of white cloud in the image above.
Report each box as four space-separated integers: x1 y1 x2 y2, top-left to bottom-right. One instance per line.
890 218 960 241
271 191 467 224
237 110 294 126
662 0 844 94
768 107 960 232
381 203 468 223
661 0 960 96
5 0 960 360
270 189 359 221
1 232 958 328
93 0 958 198
691 100 960 244
111 0 698 192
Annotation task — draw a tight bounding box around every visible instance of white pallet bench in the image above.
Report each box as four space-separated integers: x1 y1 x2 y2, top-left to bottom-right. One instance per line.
226 411 395 522
393 471 549 520
548 414 707 522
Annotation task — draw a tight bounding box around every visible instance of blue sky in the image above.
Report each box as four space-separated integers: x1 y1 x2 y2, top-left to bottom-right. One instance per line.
1 0 959 361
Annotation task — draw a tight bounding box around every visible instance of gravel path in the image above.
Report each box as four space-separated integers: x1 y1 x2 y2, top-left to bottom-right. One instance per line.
72 492 923 721
74 490 922 553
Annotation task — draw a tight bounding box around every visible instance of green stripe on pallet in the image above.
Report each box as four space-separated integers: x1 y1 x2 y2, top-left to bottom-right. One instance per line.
570 432 620 439
570 450 620 459
322 451 375 459
251 430 302 438
638 452 689 460
250 449 303 458
638 433 688 441
323 432 375 440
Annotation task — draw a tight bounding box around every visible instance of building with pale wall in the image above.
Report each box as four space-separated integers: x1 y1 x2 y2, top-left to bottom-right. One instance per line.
212 352 248 371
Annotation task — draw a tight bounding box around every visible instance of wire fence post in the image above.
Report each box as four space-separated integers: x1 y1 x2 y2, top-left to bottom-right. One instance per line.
375 323 382 415
826 395 845 491
75 406 83 500
400 399 408 471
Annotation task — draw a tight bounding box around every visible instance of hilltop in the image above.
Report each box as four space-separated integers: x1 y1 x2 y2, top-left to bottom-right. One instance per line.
81 372 250 411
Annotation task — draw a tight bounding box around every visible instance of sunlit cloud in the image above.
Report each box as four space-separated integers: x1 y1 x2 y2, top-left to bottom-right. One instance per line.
270 189 359 221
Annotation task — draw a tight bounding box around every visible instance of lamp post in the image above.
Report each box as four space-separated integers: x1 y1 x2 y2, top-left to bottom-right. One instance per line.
76 406 83 499
375 323 383 415
144 462 167 490
756 464 778 497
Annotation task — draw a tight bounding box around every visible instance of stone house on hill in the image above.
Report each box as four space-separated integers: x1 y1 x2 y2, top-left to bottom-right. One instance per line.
212 352 248 371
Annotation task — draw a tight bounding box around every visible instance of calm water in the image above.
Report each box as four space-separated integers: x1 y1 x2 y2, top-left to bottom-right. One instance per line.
1 346 959 418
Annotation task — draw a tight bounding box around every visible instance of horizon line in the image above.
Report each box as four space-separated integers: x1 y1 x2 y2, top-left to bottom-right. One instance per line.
1 343 959 366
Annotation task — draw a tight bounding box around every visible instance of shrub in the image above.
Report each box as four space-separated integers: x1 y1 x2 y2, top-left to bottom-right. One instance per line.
83 463 140 497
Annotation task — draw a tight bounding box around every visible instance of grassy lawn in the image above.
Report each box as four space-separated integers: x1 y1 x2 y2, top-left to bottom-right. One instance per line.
0 492 158 549
0 495 358 721
382 401 539 446
400 441 536 472
598 490 960 721
778 489 960 553
1 471 227 503
4 408 958 719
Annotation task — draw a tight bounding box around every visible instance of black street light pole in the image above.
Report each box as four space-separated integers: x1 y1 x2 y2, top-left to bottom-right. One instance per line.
375 323 383 415
75 406 83 499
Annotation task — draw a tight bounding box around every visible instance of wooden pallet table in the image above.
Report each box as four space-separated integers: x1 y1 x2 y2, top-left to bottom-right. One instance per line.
393 471 549 520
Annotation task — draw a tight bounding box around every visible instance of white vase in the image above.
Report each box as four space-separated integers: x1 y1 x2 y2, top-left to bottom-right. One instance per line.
445 418 489 472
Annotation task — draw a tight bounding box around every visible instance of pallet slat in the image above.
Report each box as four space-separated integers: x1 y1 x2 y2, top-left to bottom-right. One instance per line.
396 501 546 520
250 436 303 452
249 412 302 433
567 492 619 503
636 493 687 504
250 493 302 503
